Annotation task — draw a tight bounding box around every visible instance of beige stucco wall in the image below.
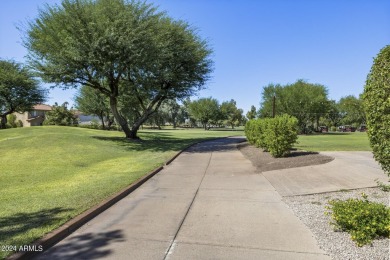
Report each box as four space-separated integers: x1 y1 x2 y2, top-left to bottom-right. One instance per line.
14 112 30 127
14 110 47 127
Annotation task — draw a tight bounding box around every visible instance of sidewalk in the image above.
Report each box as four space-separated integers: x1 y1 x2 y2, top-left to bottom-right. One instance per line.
35 137 329 260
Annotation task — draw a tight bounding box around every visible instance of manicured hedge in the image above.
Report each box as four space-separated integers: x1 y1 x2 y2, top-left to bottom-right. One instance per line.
245 115 298 157
245 118 269 149
363 45 390 176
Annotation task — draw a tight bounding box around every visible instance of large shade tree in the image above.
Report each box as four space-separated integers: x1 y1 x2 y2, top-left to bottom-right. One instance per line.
0 59 46 129
24 0 212 138
220 99 243 129
188 97 220 130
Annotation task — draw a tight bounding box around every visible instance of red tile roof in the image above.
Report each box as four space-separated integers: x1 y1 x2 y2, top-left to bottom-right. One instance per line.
32 104 52 111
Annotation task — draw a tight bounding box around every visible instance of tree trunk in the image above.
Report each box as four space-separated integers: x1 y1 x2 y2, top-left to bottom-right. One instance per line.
129 119 144 139
129 109 156 139
0 114 7 129
99 112 105 130
128 128 139 139
109 96 133 138
107 117 114 128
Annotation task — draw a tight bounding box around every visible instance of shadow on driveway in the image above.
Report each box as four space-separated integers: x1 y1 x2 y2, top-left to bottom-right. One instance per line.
35 230 125 260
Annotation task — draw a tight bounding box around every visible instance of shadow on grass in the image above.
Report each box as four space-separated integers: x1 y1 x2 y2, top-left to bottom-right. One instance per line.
300 132 354 136
35 230 124 260
0 207 73 244
92 134 245 153
92 135 198 152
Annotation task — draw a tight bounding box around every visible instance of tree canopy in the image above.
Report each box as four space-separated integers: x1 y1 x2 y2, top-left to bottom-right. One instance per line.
246 105 257 120
74 86 112 129
258 80 329 133
363 45 390 176
220 99 244 129
0 59 46 129
187 97 220 130
24 0 213 138
338 95 365 127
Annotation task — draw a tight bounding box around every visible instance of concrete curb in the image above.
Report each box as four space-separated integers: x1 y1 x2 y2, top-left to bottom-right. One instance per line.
8 136 242 260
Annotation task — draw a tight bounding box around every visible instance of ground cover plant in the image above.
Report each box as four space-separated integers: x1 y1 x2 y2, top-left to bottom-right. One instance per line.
0 126 243 259
295 132 371 151
326 193 390 246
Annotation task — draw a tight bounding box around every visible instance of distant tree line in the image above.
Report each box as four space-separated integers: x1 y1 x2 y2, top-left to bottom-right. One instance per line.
74 86 245 130
250 79 365 133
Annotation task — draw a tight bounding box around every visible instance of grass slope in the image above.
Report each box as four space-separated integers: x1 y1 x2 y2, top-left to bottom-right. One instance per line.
0 126 243 258
295 132 371 151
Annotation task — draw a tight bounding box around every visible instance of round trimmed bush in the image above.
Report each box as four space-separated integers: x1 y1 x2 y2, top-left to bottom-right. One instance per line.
363 45 390 176
245 115 298 157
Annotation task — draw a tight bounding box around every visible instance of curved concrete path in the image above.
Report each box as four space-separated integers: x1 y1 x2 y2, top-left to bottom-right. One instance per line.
35 137 329 260
263 151 388 196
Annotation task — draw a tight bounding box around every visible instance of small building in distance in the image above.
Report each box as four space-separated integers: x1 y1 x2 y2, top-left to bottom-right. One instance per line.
14 104 52 127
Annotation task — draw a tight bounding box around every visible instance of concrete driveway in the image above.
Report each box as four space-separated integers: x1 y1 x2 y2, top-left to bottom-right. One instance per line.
262 151 388 196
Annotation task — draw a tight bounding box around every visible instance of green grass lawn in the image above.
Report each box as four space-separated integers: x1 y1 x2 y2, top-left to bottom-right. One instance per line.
0 126 243 258
295 132 371 151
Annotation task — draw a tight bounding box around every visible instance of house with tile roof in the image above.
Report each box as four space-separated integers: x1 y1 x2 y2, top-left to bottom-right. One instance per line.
14 104 52 127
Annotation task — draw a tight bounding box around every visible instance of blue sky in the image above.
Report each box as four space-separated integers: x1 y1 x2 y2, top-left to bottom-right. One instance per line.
1 0 389 113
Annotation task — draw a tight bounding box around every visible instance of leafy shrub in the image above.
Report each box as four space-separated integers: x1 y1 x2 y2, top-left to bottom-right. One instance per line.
263 115 298 157
6 114 17 128
255 118 270 150
245 115 298 157
363 45 390 176
330 126 337 132
326 193 390 246
44 102 78 126
79 124 99 130
244 120 256 145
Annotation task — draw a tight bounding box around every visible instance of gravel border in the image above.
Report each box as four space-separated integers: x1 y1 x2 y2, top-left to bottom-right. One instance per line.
283 187 390 260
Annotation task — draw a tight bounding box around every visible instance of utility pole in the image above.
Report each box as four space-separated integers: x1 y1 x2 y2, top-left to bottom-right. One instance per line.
272 95 276 118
